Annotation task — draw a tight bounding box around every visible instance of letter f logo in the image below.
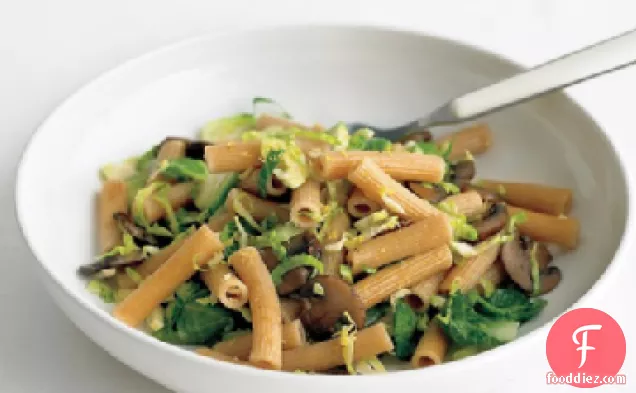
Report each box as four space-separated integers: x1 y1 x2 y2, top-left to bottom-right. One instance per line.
572 324 602 368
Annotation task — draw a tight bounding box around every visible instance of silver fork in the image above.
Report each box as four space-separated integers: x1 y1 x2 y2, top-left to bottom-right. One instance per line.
348 27 636 140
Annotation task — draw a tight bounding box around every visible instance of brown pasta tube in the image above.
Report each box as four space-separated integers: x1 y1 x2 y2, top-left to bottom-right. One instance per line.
480 179 573 216
507 205 579 250
437 123 493 160
411 323 449 368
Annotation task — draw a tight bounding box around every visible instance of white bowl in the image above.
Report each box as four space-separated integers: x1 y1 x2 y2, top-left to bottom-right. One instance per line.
16 25 630 393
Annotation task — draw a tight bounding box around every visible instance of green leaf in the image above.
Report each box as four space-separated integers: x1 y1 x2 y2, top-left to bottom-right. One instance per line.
132 182 164 228
473 288 547 323
159 158 208 182
271 254 324 286
348 128 392 152
258 149 284 198
339 264 353 284
194 172 239 218
392 299 419 359
251 223 303 260
365 302 390 327
200 113 256 143
87 279 116 303
153 302 234 345
506 211 528 234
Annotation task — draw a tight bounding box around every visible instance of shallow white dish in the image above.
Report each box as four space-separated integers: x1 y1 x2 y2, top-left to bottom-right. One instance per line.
16 25 630 393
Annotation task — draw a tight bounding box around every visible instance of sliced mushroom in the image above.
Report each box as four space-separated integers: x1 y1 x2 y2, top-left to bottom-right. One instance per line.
160 137 213 160
397 130 433 144
472 202 508 241
449 160 476 188
304 232 322 261
77 250 145 278
277 267 310 295
466 185 503 204
259 248 279 271
299 275 366 339
113 212 158 246
500 235 561 295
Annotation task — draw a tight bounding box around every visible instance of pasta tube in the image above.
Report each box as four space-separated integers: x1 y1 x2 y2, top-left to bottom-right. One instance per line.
213 319 307 359
143 182 193 223
225 188 290 222
348 159 439 220
472 260 506 295
290 179 322 228
507 205 579 249
347 188 381 218
319 151 445 182
201 263 249 310
229 247 282 370
113 226 223 327
205 142 261 173
437 123 493 160
98 180 128 253
480 180 573 216
207 210 234 232
411 323 448 368
441 191 484 218
348 214 452 274
439 242 500 293
354 245 453 308
281 323 394 371
406 272 446 309
115 235 187 289
322 210 350 275
196 348 249 366
280 298 304 323
255 114 323 132
239 170 287 197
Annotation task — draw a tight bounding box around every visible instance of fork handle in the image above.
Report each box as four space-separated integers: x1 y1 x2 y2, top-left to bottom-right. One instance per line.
425 27 636 125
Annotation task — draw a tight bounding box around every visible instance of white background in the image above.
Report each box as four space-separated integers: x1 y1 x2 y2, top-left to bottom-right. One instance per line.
1 0 635 392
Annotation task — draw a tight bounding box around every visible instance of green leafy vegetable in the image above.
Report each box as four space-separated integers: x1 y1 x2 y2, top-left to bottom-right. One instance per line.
132 182 164 227
348 128 392 152
472 288 547 323
345 210 400 249
194 172 239 218
200 113 256 143
152 185 179 234
271 254 324 286
436 201 478 241
251 223 303 260
87 279 116 303
435 289 543 349
328 123 349 150
365 302 390 327
339 264 353 284
506 211 528 234
258 149 284 198
159 158 208 182
392 299 419 359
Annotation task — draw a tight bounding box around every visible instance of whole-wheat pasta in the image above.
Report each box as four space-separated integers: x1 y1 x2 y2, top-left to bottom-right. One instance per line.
281 323 394 371
348 159 439 220
205 142 261 173
290 179 322 228
354 245 453 308
196 348 249 366
348 214 452 274
319 151 445 182
143 182 193 224
98 180 128 253
319 179 350 207
406 272 447 310
507 205 579 249
115 235 188 289
481 180 573 216
411 323 449 368
441 191 484 218
225 188 290 222
437 123 493 160
347 188 381 218
471 260 506 295
201 264 249 310
239 170 287 197
213 319 307 360
207 210 234 232
321 210 350 275
157 139 186 162
229 247 282 370
255 114 323 132
113 226 223 327
439 242 500 293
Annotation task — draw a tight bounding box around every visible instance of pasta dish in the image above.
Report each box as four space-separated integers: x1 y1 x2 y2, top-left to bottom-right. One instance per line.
80 98 579 374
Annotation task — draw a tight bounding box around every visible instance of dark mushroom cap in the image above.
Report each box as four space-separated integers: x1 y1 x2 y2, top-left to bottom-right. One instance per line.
277 267 309 295
500 235 560 295
472 202 508 241
449 160 476 188
299 275 366 339
397 130 433 144
77 250 145 278
259 248 279 271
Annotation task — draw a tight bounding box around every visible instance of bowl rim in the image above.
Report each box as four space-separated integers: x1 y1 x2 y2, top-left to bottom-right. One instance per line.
14 23 633 380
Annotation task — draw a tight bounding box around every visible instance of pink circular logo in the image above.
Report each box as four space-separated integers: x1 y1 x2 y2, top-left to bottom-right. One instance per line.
546 308 626 388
